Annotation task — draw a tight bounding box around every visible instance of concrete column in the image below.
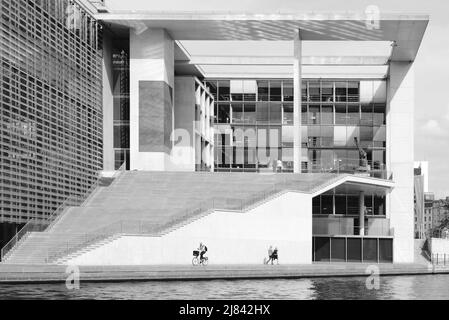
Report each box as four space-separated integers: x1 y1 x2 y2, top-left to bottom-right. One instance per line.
293 31 302 173
387 61 415 263
129 28 175 171
359 191 365 236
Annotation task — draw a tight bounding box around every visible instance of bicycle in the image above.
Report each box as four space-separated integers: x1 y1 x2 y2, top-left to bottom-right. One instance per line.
192 250 208 266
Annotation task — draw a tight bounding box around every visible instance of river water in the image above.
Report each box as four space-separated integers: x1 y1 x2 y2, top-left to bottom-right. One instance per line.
0 274 448 299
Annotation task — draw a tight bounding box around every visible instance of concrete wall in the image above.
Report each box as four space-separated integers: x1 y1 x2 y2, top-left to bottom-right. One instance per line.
66 192 313 266
387 62 415 263
172 77 195 171
129 29 174 171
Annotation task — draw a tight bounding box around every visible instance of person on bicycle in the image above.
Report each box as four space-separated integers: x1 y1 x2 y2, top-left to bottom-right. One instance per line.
199 242 207 261
272 247 279 264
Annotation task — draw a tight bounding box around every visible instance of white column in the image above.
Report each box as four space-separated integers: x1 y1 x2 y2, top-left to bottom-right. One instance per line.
293 31 302 173
129 28 174 171
359 191 365 236
387 61 415 263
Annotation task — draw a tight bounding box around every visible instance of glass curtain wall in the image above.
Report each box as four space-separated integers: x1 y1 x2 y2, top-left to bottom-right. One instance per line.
302 81 386 173
206 79 386 174
206 79 293 172
112 43 130 170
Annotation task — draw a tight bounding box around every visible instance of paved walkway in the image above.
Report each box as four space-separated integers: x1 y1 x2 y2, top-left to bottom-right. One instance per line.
0 262 447 284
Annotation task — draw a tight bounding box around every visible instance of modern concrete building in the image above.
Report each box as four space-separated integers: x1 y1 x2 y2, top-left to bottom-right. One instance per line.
0 0 429 265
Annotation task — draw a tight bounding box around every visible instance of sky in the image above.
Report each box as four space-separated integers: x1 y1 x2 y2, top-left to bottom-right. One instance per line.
106 0 449 198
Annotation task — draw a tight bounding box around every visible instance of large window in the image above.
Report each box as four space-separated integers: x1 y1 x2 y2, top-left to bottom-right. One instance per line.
313 237 392 263
312 194 386 217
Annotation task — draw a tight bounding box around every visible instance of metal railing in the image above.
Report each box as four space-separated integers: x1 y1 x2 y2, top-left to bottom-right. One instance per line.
313 217 394 237
0 163 127 262
46 174 349 263
431 253 449 266
307 159 393 180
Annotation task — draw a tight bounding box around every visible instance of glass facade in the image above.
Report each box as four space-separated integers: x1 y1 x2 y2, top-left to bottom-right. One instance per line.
312 237 393 263
111 43 130 170
206 79 295 172
0 0 102 224
313 194 386 216
205 79 386 173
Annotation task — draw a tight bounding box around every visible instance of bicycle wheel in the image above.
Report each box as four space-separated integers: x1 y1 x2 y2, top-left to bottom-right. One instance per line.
192 257 199 266
202 258 208 266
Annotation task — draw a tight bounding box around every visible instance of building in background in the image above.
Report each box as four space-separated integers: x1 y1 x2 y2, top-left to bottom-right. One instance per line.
432 198 449 235
414 161 429 238
423 192 435 237
0 0 103 250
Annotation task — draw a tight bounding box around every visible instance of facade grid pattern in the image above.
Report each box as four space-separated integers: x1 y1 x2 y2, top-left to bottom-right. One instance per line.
0 0 103 224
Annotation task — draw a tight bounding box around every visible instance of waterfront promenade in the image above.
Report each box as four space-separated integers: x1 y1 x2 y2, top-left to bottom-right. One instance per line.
0 263 447 284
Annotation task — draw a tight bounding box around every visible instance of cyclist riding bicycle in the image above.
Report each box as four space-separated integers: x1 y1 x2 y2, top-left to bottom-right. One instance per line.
199 242 208 262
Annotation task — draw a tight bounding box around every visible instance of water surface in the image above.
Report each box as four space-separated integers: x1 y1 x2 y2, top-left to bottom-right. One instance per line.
1 274 448 299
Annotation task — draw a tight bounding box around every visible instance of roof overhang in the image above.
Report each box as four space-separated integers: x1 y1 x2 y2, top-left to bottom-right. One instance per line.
97 12 429 62
311 175 395 197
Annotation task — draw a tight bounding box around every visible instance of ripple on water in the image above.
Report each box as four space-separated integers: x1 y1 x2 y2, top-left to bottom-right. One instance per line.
0 275 448 300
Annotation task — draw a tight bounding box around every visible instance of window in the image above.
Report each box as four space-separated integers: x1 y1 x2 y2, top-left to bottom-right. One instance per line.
363 238 378 262
361 104 373 125
257 81 269 101
284 104 294 125
379 239 393 262
321 82 334 102
374 196 385 216
230 80 244 101
335 195 346 215
347 105 360 125
309 82 320 102
321 195 333 215
335 82 347 102
256 103 269 123
270 81 282 101
205 81 217 100
309 105 320 125
313 196 321 215
331 238 346 262
335 104 347 125
244 104 256 124
217 104 230 123
218 80 230 101
232 104 244 124
347 238 362 262
283 81 293 101
321 104 333 125
314 237 331 261
348 82 359 102
373 104 386 125
269 103 282 123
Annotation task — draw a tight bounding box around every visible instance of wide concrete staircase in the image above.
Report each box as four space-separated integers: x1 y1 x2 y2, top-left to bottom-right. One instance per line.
2 171 344 265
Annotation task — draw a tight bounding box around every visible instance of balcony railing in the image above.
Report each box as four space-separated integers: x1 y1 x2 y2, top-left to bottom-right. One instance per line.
306 159 393 180
313 217 394 237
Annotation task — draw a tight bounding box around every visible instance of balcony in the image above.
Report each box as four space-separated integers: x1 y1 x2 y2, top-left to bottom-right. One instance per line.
313 216 394 237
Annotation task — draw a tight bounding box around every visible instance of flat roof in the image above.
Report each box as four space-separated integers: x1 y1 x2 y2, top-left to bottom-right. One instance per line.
97 11 429 61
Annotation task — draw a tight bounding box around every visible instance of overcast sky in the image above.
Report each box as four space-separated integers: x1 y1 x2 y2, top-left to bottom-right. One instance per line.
107 0 449 198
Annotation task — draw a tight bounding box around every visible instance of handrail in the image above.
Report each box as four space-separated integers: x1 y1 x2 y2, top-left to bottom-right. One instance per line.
0 162 127 262
48 174 350 263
